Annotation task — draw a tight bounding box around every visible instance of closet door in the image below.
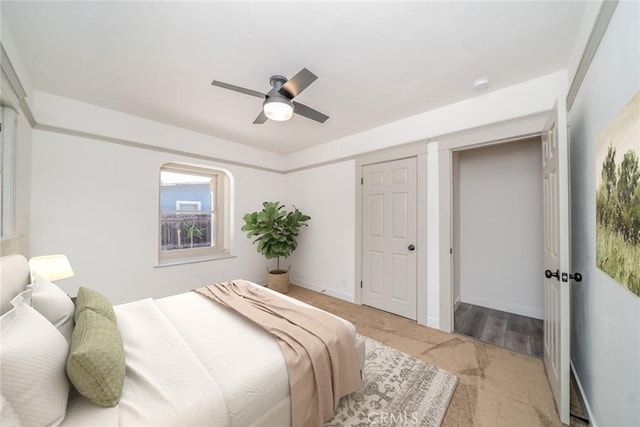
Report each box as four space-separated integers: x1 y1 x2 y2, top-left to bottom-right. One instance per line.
362 157 417 320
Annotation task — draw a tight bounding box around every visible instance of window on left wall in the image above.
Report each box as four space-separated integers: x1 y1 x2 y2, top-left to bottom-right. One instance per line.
158 163 231 265
0 107 17 238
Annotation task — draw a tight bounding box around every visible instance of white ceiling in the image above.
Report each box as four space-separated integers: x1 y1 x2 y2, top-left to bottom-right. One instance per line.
2 1 586 155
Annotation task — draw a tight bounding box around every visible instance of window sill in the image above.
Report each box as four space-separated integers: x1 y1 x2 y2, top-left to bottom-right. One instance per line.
0 234 25 242
155 253 236 268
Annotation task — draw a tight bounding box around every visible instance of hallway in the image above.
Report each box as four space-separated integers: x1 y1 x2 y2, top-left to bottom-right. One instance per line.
454 302 543 358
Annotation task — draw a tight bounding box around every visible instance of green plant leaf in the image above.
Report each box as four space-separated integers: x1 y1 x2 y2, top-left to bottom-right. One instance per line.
241 201 310 262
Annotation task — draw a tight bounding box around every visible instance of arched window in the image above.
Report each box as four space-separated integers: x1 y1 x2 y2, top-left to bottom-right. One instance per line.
159 163 231 264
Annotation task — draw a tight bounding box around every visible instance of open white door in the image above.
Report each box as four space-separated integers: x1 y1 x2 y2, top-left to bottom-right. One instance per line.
541 98 570 424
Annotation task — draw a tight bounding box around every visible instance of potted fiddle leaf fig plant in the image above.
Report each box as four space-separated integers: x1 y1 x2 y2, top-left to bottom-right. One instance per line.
241 201 311 293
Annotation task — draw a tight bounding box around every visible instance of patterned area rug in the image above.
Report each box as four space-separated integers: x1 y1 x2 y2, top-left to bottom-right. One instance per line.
327 336 458 427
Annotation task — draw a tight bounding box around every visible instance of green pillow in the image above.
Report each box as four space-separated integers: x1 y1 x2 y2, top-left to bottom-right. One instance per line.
74 287 117 324
66 309 125 407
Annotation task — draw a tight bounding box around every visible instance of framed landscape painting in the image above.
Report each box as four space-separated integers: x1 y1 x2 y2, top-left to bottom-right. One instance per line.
595 91 640 297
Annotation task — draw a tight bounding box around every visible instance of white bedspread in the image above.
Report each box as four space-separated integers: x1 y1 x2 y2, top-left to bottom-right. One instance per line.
63 298 228 426
155 291 291 426
62 284 361 427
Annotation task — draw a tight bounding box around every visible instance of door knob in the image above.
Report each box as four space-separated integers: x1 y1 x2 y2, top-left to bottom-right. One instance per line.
544 269 559 280
408 244 415 251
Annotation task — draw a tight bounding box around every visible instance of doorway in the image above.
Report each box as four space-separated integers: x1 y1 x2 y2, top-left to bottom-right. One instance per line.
451 137 544 356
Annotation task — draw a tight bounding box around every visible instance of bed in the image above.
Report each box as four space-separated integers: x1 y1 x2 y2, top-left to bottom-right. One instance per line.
0 255 365 426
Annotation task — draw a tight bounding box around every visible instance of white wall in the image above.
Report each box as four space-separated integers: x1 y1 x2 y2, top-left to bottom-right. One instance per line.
454 138 543 319
284 160 356 301
567 1 640 425
426 142 440 327
29 129 285 304
452 151 461 306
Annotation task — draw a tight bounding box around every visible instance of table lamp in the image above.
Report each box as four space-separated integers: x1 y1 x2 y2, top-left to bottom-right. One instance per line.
28 254 75 282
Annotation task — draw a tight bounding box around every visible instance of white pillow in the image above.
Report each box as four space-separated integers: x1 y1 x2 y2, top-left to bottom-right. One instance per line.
26 273 75 342
9 289 31 307
0 302 70 427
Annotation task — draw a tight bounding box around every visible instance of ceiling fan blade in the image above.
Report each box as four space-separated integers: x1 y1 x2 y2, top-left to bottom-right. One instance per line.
253 110 268 124
211 80 265 99
292 101 329 123
279 68 318 98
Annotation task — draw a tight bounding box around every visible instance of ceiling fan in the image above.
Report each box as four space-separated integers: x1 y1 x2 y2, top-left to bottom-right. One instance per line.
211 68 329 124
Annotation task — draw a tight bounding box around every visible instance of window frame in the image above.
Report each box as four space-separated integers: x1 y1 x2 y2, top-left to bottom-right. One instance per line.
158 162 231 265
176 200 202 211
0 107 16 239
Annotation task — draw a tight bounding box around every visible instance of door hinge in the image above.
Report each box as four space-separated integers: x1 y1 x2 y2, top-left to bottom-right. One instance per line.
450 248 453 254
361 177 363 185
360 281 363 289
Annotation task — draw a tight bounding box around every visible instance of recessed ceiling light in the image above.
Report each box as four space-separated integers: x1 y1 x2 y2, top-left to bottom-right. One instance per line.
473 77 491 91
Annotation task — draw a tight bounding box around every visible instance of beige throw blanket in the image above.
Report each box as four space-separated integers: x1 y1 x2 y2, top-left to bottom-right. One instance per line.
194 280 361 427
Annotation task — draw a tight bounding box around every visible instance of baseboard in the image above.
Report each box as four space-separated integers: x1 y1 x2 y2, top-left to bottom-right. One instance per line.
570 360 598 427
427 316 440 329
453 295 461 311
290 278 355 303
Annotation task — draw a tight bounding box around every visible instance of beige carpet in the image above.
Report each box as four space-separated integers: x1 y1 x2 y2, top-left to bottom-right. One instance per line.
287 285 587 427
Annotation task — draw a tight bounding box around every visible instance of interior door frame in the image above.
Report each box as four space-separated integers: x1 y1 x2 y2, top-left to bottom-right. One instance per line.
436 111 550 332
354 141 428 326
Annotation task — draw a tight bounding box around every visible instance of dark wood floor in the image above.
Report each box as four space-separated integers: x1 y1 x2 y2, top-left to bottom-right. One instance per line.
454 302 543 358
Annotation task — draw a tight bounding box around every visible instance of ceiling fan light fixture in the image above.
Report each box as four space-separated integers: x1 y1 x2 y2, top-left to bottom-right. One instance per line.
212 68 327 124
263 97 294 121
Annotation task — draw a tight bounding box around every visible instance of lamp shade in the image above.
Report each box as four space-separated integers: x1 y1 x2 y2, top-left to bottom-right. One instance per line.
263 96 294 121
29 255 75 281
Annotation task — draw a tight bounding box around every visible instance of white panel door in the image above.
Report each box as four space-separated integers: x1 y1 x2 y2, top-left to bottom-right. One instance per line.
362 157 417 320
542 99 570 425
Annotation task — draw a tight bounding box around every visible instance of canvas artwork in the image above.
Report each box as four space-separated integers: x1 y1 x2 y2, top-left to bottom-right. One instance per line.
595 91 640 297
